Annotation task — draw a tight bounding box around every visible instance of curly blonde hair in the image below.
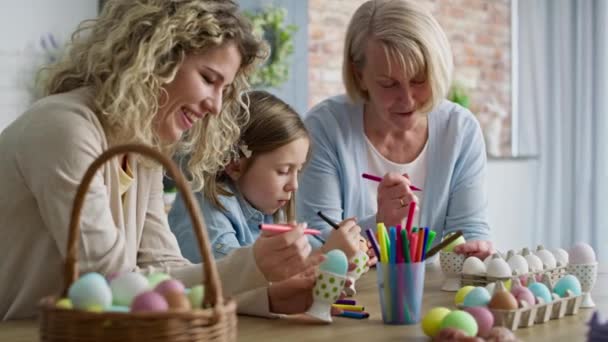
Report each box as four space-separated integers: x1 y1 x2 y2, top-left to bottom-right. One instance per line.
44 0 268 190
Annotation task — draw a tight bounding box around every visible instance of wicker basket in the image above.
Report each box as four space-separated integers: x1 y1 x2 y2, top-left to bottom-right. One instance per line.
38 144 237 342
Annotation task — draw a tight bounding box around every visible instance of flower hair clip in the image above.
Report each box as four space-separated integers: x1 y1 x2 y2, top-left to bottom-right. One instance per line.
239 144 252 158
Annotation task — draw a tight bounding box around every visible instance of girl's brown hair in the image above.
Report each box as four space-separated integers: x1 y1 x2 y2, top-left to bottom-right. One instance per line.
203 90 310 222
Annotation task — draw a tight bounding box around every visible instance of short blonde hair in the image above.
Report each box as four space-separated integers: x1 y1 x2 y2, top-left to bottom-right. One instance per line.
44 0 268 190
204 91 309 223
342 0 453 113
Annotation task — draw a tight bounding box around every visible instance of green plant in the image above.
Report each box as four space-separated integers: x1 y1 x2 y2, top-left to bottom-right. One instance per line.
244 6 298 88
448 82 470 109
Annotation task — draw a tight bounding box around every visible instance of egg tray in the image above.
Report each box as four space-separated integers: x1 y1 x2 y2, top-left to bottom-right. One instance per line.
460 265 567 288
457 290 583 332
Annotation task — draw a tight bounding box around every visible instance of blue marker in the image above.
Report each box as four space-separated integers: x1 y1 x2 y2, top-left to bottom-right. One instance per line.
337 311 369 319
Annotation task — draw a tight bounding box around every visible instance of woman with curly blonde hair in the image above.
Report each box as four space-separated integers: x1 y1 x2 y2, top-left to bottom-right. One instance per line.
0 0 322 320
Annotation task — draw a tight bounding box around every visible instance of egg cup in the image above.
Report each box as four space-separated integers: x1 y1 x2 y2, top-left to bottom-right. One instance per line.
567 263 598 308
306 270 346 323
344 251 370 296
439 252 465 291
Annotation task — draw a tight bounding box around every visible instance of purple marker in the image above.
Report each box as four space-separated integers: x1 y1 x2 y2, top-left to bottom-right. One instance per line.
335 299 356 305
365 228 381 258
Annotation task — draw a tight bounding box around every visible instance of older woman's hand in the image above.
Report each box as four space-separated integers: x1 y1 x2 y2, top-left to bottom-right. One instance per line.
453 240 494 260
253 223 319 282
376 172 419 228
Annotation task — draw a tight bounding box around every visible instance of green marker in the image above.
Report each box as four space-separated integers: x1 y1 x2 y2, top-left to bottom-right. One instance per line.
401 229 411 263
426 230 437 253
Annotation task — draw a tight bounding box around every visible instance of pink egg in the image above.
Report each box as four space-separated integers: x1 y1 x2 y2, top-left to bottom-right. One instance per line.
511 286 535 306
519 276 527 287
569 243 596 264
464 307 494 338
131 291 168 312
154 279 185 296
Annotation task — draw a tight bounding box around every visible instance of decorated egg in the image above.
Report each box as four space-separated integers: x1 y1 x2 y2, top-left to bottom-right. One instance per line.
187 285 205 309
455 286 475 305
320 249 349 274
421 307 451 337
442 233 466 252
511 284 535 306
553 274 582 297
463 306 494 337
486 258 511 278
163 290 192 310
528 281 553 304
68 272 112 310
55 298 73 309
569 243 596 264
110 272 149 306
463 287 491 307
552 248 569 266
147 272 171 288
439 310 478 337
507 254 529 275
131 291 168 312
462 256 487 275
535 246 557 269
155 279 185 296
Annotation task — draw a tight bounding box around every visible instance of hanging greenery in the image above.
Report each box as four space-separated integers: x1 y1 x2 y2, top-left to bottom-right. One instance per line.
448 82 471 108
244 6 298 88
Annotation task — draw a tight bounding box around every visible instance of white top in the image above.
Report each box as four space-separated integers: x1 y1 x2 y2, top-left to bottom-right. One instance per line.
364 135 427 228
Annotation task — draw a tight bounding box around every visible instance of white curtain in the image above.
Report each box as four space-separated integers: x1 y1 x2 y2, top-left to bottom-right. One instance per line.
518 0 608 261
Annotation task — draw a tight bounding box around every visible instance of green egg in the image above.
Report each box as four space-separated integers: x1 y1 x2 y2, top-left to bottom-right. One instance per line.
187 285 205 309
439 310 478 337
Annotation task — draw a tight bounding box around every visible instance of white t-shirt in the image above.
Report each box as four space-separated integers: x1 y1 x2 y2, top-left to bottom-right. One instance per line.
364 136 427 228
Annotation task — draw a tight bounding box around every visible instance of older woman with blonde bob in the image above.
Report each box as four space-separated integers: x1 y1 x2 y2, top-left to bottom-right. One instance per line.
298 0 493 258
0 0 321 320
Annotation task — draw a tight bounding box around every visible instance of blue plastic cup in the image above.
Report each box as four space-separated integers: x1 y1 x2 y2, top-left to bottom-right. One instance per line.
376 261 425 324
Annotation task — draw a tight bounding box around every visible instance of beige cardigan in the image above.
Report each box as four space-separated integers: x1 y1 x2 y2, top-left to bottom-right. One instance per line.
0 88 271 320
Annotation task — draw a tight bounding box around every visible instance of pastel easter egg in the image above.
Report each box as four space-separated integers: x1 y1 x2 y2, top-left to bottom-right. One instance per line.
464 306 494 337
107 305 130 313
131 291 168 312
147 272 171 288
187 285 205 309
68 272 112 310
569 243 596 264
154 279 185 296
110 272 149 306
442 234 466 252
528 282 553 304
55 298 73 309
553 275 582 297
455 286 475 305
422 307 451 337
463 287 491 307
163 290 192 310
319 249 348 275
511 286 535 306
439 310 478 337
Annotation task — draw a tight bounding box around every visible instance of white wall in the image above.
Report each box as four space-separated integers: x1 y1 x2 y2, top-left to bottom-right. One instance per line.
486 159 537 252
0 1 98 131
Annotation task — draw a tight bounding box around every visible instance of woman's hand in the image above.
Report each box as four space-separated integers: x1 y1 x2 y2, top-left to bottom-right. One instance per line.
376 172 418 227
453 240 494 260
321 218 361 259
364 239 378 267
253 223 318 282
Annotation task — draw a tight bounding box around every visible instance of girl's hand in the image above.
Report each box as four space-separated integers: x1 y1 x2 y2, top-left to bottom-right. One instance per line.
253 222 318 282
453 240 494 260
321 217 361 259
376 172 418 228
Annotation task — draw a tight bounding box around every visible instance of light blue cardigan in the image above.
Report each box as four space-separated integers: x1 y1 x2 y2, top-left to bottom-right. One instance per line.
296 95 491 247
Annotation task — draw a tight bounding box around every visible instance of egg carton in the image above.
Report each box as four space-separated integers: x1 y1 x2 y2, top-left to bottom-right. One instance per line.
460 266 567 288
490 290 583 331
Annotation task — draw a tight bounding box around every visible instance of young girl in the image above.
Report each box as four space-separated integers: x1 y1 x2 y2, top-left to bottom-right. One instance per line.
169 90 362 262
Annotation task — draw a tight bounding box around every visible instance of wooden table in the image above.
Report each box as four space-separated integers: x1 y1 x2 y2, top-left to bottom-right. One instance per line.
1 264 605 341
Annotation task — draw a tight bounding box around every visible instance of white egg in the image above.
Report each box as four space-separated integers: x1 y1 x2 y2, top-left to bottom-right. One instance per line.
110 272 150 306
551 248 569 266
568 243 596 264
524 254 544 272
462 256 487 275
487 258 512 278
484 253 502 268
507 255 529 275
535 249 557 269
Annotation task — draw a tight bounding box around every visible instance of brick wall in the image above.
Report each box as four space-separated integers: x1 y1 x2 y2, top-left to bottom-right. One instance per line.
308 0 512 155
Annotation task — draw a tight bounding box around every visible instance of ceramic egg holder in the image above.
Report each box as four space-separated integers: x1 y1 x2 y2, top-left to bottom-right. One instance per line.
460 248 567 288
567 262 598 308
344 250 370 296
306 250 349 323
439 251 466 291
